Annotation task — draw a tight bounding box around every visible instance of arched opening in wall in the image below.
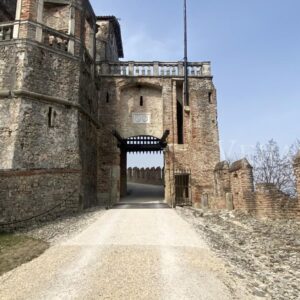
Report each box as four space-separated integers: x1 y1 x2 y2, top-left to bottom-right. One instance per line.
125 151 164 205
116 134 169 208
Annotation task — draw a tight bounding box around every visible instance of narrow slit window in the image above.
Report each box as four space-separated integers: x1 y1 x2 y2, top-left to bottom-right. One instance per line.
140 96 144 106
48 107 55 128
209 92 213 104
106 92 110 103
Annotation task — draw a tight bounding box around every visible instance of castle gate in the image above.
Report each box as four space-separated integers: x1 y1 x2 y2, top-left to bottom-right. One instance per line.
0 1 221 228
97 61 220 208
113 131 169 199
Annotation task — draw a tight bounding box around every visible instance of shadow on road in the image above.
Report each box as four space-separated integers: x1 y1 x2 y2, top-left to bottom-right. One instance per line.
114 182 170 209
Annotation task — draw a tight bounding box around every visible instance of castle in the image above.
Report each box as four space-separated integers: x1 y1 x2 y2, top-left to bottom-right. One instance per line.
0 0 299 229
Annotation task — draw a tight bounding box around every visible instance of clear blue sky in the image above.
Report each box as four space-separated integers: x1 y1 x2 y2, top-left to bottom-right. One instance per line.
91 0 300 166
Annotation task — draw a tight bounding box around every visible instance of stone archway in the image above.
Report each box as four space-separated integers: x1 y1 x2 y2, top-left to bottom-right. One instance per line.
114 132 169 198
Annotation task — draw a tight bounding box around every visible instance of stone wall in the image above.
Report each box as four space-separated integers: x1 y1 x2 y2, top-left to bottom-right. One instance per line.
20 44 81 103
0 44 18 91
20 0 38 20
0 42 81 170
0 169 81 231
97 125 120 206
212 157 300 219
0 97 80 170
0 0 99 230
43 3 69 33
96 19 119 62
119 84 163 138
127 167 163 186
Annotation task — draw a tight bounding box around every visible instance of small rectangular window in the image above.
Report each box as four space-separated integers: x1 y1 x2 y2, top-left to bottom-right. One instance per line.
140 96 144 106
106 92 110 103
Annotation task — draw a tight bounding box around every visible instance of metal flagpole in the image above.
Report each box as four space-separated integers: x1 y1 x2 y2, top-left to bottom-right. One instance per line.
184 0 189 106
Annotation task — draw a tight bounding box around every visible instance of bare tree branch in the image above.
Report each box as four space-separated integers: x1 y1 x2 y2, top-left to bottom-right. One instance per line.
249 139 299 197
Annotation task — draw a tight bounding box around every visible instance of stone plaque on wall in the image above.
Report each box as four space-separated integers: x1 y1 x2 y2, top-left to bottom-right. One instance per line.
132 113 151 124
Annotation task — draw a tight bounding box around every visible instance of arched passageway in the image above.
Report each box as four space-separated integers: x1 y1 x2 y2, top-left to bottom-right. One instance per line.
113 131 169 208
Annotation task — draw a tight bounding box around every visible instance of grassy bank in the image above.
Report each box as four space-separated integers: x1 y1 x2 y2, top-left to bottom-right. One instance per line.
0 233 49 276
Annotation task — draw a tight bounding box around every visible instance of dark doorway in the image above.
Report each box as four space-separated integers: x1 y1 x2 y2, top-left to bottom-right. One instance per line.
175 170 192 206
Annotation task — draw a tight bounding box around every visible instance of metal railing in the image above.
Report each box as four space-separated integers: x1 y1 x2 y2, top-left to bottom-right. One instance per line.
97 61 211 77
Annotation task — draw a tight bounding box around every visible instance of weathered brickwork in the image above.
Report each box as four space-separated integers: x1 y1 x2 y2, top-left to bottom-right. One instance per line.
20 0 38 21
43 3 69 32
97 75 220 207
254 184 300 219
229 159 255 210
211 161 231 209
0 169 81 231
127 167 163 186
212 157 300 219
96 17 123 62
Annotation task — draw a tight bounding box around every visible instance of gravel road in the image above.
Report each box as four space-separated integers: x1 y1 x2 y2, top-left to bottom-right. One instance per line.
0 184 251 300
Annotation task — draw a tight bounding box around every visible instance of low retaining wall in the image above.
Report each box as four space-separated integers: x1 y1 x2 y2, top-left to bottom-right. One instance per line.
0 169 81 231
127 167 164 186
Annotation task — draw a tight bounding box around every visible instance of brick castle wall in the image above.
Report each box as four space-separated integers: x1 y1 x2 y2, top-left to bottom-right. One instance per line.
212 156 300 219
98 76 220 207
229 159 255 211
254 184 300 219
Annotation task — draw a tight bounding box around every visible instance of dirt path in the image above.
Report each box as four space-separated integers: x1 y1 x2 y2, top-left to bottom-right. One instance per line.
0 184 251 299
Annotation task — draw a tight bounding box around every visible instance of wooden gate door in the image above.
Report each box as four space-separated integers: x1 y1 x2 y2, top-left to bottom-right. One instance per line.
175 169 192 206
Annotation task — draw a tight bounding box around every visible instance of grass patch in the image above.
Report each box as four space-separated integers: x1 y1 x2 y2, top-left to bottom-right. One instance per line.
0 233 49 276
